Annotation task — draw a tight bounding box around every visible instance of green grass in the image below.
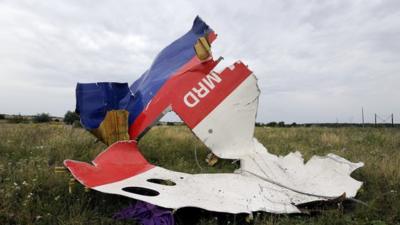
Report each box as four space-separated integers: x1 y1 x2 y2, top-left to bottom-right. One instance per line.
0 123 399 225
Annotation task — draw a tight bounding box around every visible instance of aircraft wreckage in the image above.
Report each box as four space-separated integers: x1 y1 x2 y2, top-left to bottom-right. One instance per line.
64 16 364 217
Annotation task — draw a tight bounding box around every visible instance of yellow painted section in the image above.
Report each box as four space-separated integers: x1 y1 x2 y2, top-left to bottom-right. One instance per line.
91 110 130 145
194 36 211 61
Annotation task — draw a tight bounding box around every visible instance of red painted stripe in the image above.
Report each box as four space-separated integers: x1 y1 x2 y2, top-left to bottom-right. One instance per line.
129 61 252 138
128 59 218 138
64 141 154 188
128 31 219 139
173 62 252 128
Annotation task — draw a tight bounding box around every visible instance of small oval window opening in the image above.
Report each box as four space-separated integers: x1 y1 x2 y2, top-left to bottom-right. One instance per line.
147 178 176 186
122 187 160 196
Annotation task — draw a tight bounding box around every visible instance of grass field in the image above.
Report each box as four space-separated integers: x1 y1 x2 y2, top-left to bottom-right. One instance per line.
0 123 399 225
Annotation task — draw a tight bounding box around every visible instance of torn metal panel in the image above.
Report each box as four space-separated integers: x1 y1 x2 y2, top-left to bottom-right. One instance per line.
66 141 302 214
128 59 220 138
65 60 364 214
64 16 364 215
125 16 217 138
75 16 217 140
76 82 131 130
65 141 362 214
65 141 154 188
240 141 363 201
190 67 259 159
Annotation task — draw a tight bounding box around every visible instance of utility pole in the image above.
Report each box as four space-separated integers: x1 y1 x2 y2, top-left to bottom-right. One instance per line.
392 113 394 127
361 107 365 127
374 113 377 127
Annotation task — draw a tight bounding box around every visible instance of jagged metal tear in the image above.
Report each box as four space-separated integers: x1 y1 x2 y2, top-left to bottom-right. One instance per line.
65 16 363 215
81 65 363 214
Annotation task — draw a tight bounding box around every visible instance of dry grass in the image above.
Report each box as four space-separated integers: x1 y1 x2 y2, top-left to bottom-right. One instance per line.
0 123 399 225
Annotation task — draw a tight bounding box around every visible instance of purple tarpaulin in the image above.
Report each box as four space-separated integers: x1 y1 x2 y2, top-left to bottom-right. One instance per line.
113 201 174 225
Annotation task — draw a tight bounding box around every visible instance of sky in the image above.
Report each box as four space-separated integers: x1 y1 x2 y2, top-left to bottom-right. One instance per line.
0 0 399 123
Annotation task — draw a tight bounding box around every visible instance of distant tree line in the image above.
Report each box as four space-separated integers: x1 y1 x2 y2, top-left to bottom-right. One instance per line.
6 113 52 123
255 122 399 128
63 111 80 125
155 121 399 128
255 121 295 127
8 114 28 123
0 111 80 125
33 113 51 123
1 111 398 128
